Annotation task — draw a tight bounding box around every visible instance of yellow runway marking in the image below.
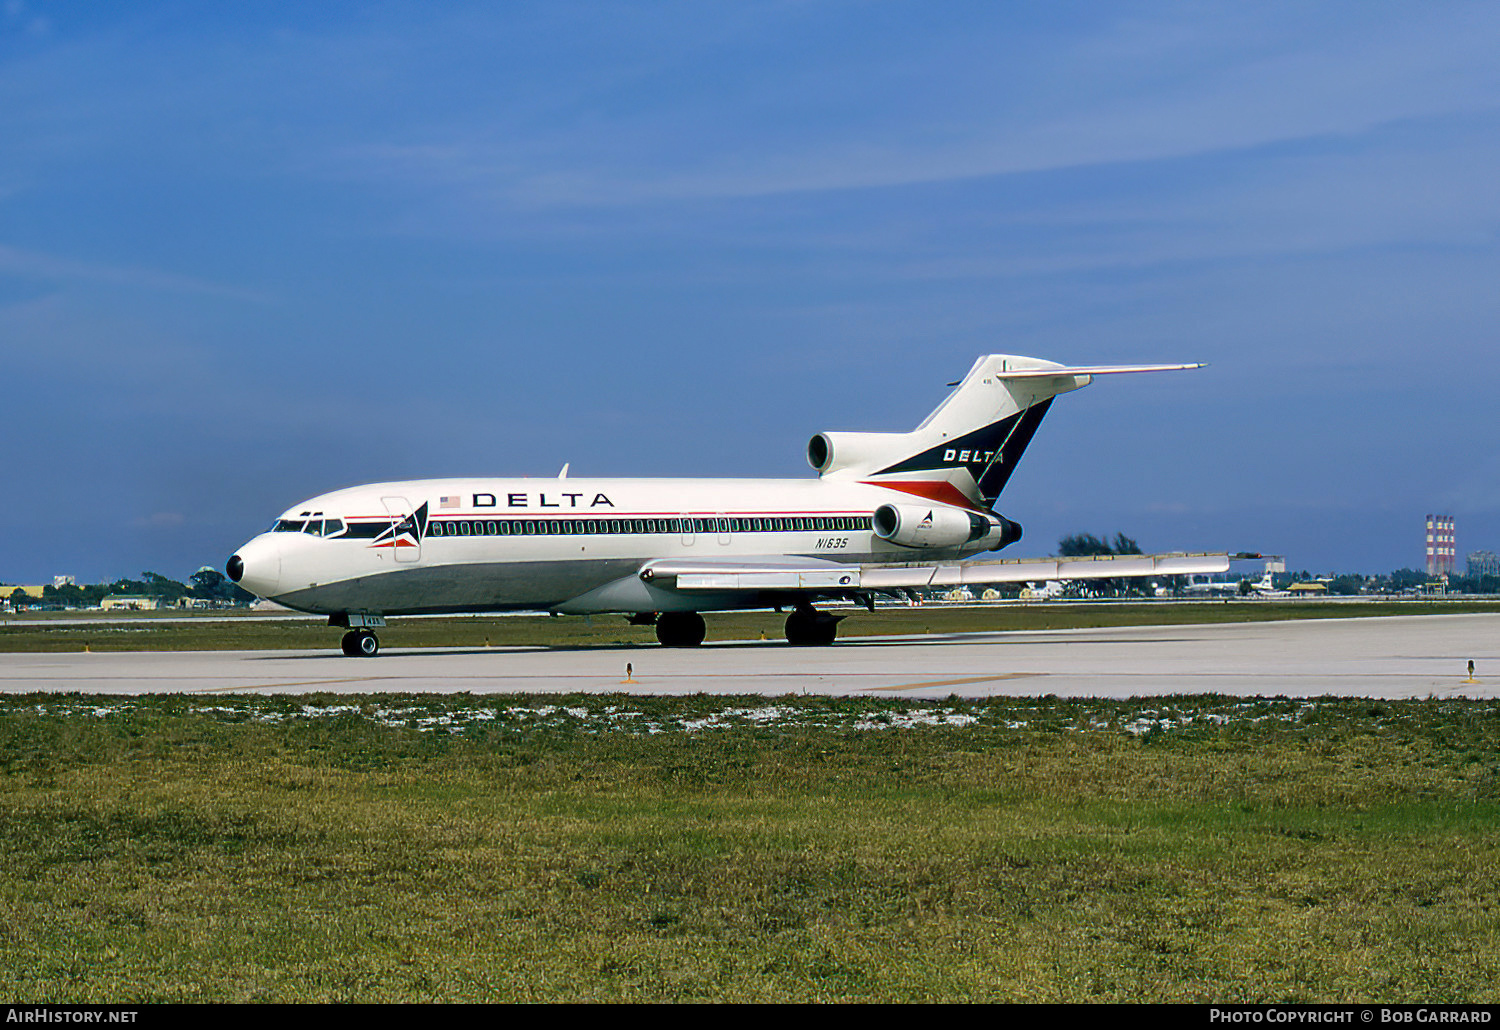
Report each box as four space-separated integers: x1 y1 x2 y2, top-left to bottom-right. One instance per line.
866 672 1046 692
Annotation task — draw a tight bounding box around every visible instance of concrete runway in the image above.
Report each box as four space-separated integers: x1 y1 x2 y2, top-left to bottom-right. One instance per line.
1 613 1496 698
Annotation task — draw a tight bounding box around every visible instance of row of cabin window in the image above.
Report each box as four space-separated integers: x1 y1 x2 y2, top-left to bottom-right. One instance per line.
427 516 873 538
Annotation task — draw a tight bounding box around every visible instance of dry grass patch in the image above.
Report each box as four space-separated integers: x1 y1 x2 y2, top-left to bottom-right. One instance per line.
1 694 1499 1001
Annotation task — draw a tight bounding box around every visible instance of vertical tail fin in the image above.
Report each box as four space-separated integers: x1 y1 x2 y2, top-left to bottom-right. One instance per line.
809 356 1202 509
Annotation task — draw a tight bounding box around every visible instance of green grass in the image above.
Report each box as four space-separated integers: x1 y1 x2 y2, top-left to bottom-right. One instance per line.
3 693 1500 1002
4 599 1500 652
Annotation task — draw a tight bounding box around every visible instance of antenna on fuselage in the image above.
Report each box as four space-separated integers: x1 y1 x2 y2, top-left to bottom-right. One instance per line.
558 463 570 479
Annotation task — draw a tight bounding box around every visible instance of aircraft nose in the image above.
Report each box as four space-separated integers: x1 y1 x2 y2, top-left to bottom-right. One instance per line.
229 537 282 599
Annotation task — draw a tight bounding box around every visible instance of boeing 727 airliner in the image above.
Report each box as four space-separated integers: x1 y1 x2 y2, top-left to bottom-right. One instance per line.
227 355 1230 655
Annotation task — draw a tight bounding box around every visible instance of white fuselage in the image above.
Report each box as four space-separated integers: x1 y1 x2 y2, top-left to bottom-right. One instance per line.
231 476 1005 616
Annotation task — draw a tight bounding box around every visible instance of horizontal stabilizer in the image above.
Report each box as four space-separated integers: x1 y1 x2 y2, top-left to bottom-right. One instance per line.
993 363 1204 379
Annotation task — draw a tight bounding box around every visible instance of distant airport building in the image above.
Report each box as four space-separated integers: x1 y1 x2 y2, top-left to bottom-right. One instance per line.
1426 514 1456 577
101 595 161 611
1469 550 1500 578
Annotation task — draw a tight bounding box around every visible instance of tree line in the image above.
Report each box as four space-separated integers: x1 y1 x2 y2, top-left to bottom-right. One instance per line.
5 569 254 609
1054 536 1500 597
7 536 1498 610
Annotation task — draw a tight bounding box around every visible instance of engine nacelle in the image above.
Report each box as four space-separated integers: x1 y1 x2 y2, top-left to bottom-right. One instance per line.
808 431 915 476
873 504 1024 551
873 503 982 549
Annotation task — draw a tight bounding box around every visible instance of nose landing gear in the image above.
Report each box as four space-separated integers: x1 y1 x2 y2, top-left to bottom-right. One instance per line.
331 613 386 657
340 630 380 657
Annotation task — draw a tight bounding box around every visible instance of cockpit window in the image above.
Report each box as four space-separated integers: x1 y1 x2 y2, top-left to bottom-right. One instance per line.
272 516 345 536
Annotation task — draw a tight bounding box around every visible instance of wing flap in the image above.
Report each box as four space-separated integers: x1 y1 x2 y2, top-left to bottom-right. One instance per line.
860 551 1230 589
678 570 860 590
639 552 1229 593
640 559 860 591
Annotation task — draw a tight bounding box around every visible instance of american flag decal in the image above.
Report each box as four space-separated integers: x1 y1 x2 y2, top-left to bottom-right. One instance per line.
439 495 461 509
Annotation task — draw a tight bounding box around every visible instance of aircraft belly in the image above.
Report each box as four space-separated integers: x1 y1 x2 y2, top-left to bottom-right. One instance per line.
272 557 641 615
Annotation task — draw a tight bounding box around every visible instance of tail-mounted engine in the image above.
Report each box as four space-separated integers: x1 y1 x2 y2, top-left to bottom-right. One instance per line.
873 503 1023 551
808 432 915 476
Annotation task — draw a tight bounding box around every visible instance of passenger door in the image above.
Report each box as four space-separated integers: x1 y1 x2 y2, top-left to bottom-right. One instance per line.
381 496 422 563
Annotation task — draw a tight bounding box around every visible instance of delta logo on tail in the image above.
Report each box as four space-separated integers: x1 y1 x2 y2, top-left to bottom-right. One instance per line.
870 397 1055 504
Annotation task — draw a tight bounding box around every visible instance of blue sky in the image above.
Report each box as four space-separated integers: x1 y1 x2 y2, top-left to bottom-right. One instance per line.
3 1 1498 583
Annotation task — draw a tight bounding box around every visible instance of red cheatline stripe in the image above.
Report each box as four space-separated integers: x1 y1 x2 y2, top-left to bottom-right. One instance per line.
858 480 985 511
350 511 872 520
420 513 874 521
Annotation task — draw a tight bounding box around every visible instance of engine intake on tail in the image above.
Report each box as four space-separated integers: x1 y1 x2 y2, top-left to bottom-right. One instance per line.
807 431 915 476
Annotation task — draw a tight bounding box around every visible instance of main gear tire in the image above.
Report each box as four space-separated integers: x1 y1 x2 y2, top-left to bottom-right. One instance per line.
656 611 707 648
785 609 840 646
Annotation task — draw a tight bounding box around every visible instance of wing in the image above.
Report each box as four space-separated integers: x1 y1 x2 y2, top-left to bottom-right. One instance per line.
554 552 1232 613
637 552 1230 592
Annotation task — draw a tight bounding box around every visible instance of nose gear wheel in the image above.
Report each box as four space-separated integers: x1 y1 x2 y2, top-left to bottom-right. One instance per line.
341 630 380 657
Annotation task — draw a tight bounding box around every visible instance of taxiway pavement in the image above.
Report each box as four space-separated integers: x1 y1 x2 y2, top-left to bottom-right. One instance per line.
1 613 1496 698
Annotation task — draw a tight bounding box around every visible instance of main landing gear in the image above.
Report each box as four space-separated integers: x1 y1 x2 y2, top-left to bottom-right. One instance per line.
784 604 844 646
645 605 844 647
340 629 380 657
655 611 706 648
